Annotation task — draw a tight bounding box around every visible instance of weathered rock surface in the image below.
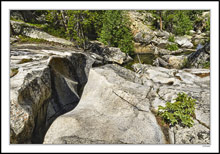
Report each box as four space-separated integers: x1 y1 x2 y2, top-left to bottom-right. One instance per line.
10 11 24 21
10 10 211 145
128 11 154 35
44 63 210 144
151 37 169 49
44 64 167 144
153 46 184 55
86 41 132 65
154 30 170 39
10 43 95 143
133 64 210 144
134 43 154 53
10 37 19 44
174 120 210 144
134 31 154 45
153 57 170 68
168 55 186 69
10 20 73 46
175 36 194 48
187 43 210 68
132 64 210 133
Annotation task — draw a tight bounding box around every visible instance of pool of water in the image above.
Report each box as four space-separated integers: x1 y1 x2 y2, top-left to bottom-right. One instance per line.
123 53 158 70
123 50 195 71
173 50 194 56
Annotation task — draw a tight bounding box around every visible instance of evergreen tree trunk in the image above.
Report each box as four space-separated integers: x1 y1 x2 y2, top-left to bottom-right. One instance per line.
160 11 163 31
60 10 68 32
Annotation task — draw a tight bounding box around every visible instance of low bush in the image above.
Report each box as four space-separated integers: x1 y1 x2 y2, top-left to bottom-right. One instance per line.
168 35 175 42
157 92 196 128
202 61 210 69
166 44 179 51
18 35 46 43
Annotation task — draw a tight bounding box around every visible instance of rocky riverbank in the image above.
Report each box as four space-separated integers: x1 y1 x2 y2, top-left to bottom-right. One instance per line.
10 10 210 144
44 63 210 144
10 41 132 143
10 41 210 144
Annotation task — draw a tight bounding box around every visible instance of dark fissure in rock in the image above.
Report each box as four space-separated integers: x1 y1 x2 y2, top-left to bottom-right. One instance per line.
30 55 92 144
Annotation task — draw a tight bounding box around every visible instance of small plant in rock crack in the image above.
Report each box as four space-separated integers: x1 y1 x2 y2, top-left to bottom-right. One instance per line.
168 35 175 42
166 43 179 51
157 92 196 128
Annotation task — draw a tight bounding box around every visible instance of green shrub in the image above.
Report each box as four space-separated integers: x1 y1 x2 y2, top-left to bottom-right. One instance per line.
44 10 103 48
205 17 210 32
202 61 210 69
18 35 46 43
157 92 196 128
168 35 175 42
10 17 23 22
18 58 33 64
149 10 196 36
166 44 179 51
98 10 134 54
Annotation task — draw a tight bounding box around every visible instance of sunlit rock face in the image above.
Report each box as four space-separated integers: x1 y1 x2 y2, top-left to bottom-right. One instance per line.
44 64 167 144
10 43 94 143
44 64 210 144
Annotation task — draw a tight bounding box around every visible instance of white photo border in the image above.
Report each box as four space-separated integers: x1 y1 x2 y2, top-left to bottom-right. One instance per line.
1 1 219 153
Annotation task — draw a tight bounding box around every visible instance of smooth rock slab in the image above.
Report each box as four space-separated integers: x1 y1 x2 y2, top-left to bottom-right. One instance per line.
44 64 167 144
10 20 73 46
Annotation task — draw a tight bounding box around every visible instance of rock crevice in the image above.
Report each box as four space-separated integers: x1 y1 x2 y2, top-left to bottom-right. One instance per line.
10 43 210 145
10 45 94 144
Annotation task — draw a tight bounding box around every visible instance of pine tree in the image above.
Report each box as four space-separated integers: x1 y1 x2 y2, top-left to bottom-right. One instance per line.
98 10 134 54
45 10 102 49
149 10 194 36
172 10 193 35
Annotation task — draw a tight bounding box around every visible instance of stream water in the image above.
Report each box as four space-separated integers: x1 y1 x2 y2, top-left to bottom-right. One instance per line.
123 53 157 70
123 50 195 70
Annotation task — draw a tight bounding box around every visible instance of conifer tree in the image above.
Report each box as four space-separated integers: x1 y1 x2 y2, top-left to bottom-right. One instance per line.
98 10 134 54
